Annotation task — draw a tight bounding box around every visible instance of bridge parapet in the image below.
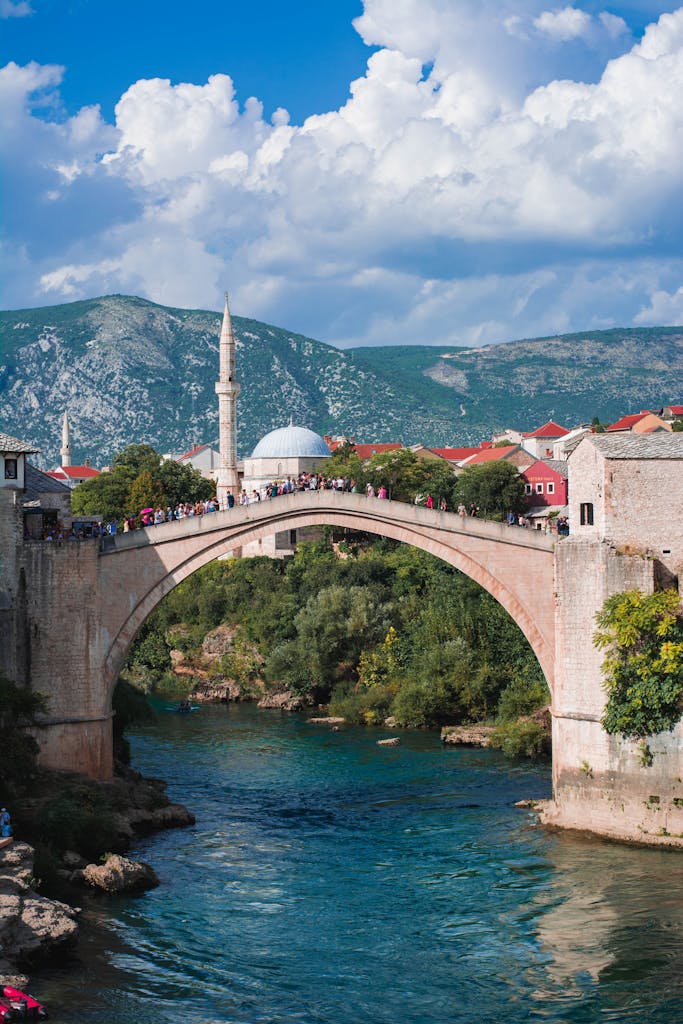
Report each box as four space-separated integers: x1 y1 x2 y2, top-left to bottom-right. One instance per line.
102 491 556 555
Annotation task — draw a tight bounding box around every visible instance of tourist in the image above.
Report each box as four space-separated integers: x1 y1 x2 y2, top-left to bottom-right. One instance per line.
0 808 11 838
440 498 447 512
426 494 434 509
507 510 516 527
457 502 467 517
378 485 388 500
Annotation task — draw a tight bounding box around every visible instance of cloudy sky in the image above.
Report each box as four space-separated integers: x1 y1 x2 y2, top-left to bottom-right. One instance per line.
2 0 683 347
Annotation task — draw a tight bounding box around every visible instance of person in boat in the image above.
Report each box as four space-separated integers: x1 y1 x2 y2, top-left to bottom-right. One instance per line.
177 699 192 713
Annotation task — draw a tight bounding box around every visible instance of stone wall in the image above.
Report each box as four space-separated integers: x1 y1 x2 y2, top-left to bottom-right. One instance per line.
544 536 683 844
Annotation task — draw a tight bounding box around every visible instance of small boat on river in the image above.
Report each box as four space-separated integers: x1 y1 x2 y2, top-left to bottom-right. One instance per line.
0 986 48 1021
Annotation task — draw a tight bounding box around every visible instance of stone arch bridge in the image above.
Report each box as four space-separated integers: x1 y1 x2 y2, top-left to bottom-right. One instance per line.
9 489 680 845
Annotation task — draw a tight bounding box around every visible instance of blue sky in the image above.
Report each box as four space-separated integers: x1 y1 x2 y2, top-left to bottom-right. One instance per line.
2 0 683 347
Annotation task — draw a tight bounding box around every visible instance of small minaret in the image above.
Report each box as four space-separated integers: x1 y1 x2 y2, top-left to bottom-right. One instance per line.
215 291 240 505
60 411 72 468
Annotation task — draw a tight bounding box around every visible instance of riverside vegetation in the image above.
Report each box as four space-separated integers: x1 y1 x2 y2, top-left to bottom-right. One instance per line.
124 535 551 759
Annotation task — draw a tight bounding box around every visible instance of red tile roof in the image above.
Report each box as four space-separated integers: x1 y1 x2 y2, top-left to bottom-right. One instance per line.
665 405 683 415
460 445 519 465
353 443 402 460
47 466 100 480
430 447 480 461
522 420 570 438
178 444 210 461
606 412 652 431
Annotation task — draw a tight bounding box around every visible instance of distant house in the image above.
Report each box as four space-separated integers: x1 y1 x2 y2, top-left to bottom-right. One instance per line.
457 444 535 471
660 404 683 421
23 464 72 539
174 443 221 481
491 428 523 446
606 410 672 434
409 444 479 467
46 462 101 489
521 421 571 459
551 426 593 460
521 460 568 529
324 437 403 461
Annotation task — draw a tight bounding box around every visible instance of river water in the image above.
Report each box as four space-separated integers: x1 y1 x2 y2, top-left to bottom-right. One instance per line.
35 702 683 1023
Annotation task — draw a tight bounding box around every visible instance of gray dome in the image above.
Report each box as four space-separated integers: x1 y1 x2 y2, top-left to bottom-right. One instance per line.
251 424 331 459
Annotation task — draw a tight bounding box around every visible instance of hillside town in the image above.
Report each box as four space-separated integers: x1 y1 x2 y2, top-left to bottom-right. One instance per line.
2 401 681 546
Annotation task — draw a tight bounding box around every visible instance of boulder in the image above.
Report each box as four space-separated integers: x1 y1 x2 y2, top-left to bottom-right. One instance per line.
308 716 345 725
191 678 243 703
378 737 401 747
440 725 496 748
201 625 236 661
82 855 159 895
0 844 78 966
258 690 306 712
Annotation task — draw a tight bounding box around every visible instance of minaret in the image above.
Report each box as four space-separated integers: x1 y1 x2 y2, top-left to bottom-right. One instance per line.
215 291 240 506
60 411 72 467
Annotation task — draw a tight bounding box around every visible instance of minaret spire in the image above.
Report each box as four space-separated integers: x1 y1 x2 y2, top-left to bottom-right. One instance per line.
215 290 240 506
60 410 72 468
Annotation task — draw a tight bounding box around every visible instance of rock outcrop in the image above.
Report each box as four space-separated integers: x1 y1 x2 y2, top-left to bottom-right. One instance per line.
258 690 308 712
82 855 159 895
378 737 401 747
440 725 496 747
0 843 78 983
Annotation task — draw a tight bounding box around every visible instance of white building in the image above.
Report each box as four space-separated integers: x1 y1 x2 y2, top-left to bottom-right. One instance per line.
240 422 331 556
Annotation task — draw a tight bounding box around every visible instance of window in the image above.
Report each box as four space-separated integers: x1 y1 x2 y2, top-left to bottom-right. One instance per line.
535 482 544 494
524 483 532 495
4 458 17 480
547 482 555 495
580 502 594 526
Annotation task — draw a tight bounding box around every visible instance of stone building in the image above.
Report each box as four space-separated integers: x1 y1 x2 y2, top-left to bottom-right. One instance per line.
567 432 683 572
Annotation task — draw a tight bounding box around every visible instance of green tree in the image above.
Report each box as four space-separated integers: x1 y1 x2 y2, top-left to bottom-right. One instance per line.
158 459 214 507
595 588 683 739
127 469 166 514
71 471 132 522
324 442 365 486
454 461 526 519
364 448 457 504
113 443 162 479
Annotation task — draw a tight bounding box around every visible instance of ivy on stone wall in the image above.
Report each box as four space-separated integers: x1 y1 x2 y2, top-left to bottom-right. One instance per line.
595 589 683 739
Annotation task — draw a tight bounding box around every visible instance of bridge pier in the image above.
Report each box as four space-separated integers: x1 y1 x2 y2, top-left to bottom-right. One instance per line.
543 538 683 845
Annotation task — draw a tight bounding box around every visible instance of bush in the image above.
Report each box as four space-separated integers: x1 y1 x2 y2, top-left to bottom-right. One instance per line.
497 675 550 722
329 682 394 725
33 789 119 861
489 719 550 760
595 588 683 738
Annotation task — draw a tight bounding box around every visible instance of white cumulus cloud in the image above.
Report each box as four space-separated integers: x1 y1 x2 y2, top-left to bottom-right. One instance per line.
534 6 592 41
0 0 33 18
4 1 683 349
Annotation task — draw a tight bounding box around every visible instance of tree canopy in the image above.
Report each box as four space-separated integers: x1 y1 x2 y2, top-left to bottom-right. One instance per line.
71 444 214 523
454 461 526 519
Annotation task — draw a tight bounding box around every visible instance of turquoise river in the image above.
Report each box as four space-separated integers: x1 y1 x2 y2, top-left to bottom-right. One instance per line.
35 702 683 1023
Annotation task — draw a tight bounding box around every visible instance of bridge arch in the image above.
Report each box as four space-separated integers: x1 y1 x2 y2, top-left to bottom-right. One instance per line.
100 493 556 705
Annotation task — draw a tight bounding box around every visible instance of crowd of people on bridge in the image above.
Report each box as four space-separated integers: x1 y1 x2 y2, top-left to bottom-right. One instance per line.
28 467 570 542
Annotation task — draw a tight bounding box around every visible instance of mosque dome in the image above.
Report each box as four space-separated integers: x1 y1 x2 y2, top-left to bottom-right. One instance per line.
251 423 331 460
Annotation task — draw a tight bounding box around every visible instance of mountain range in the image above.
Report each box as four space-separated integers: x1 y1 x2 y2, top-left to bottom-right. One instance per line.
0 295 681 468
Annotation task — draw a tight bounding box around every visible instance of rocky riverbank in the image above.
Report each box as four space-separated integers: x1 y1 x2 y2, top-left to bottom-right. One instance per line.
0 763 195 986
0 842 78 989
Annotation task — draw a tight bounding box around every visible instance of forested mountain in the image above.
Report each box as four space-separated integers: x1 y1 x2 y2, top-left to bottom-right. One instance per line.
0 295 680 467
